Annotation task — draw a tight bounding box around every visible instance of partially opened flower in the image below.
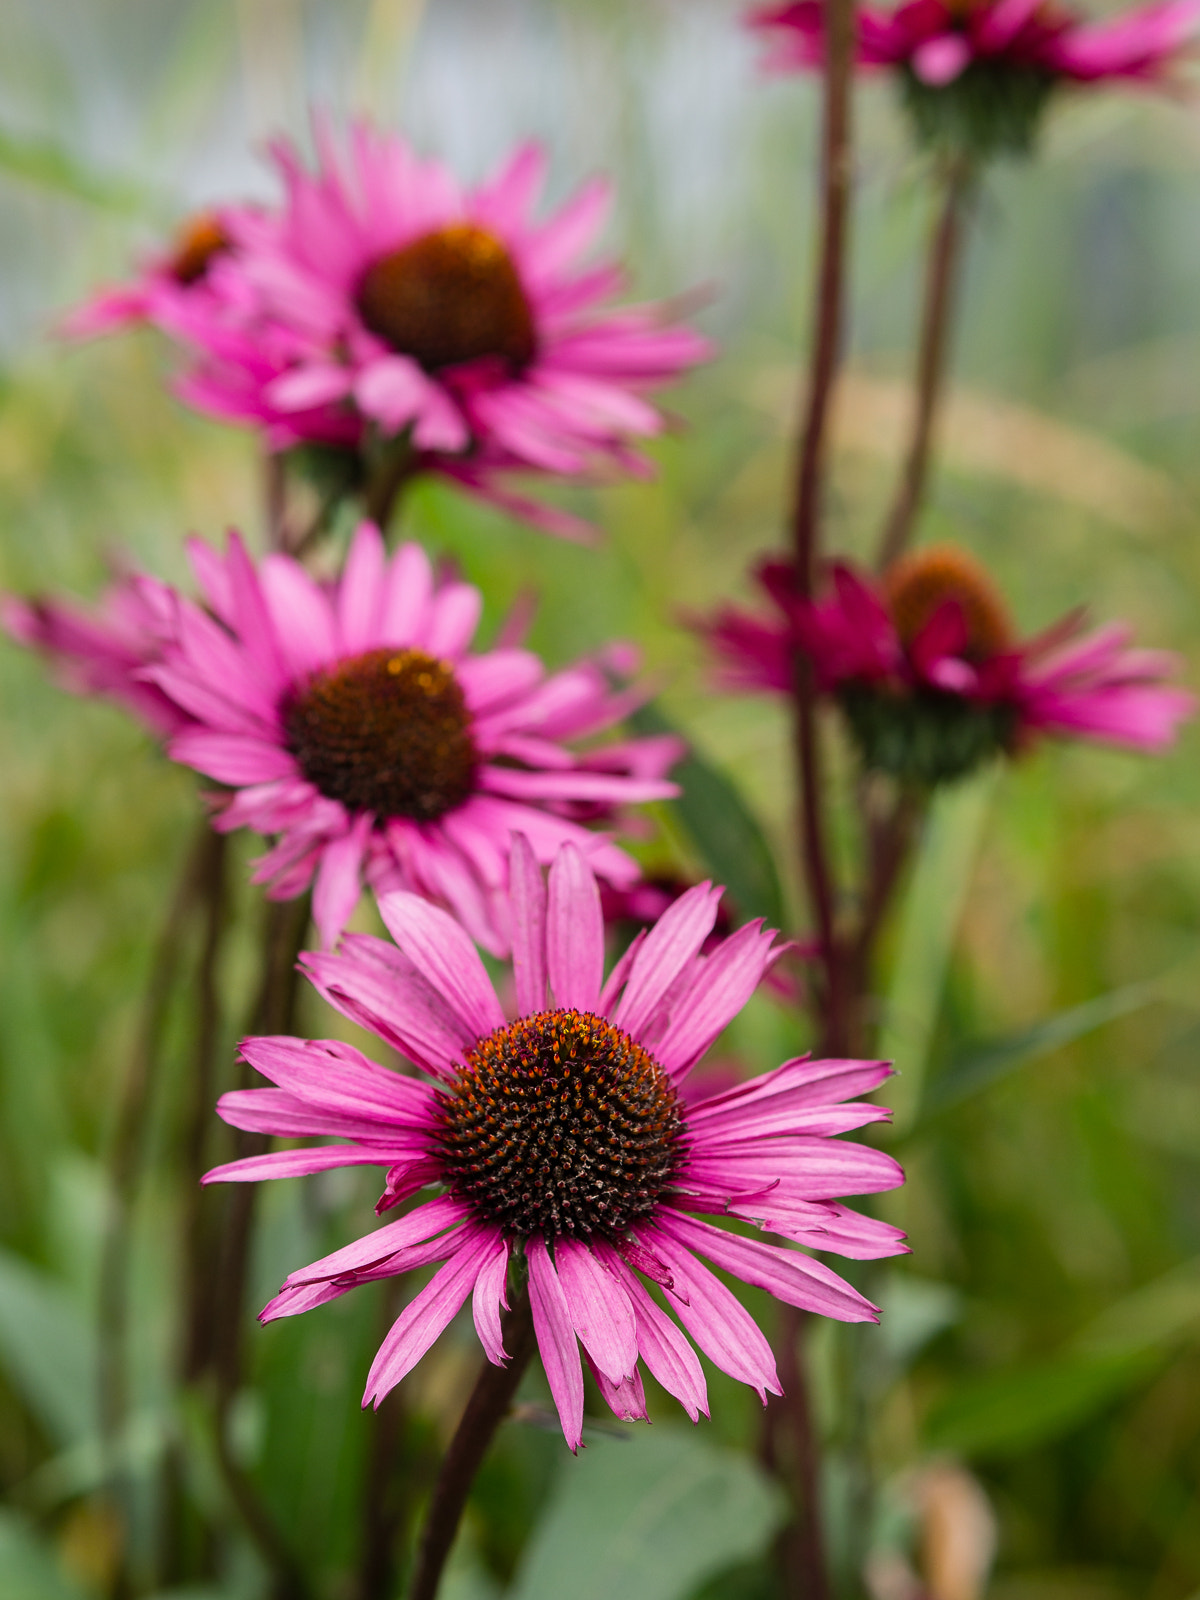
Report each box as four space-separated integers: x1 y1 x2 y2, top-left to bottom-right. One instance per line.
203 837 906 1448
696 545 1193 785
2 571 190 739
751 0 1200 158
149 521 681 950
96 123 709 537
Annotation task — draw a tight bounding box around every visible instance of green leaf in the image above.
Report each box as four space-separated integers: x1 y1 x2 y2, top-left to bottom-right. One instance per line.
630 705 785 928
916 981 1153 1123
510 1429 785 1600
923 1351 1152 1458
879 770 997 1130
0 1249 97 1447
0 1511 87 1600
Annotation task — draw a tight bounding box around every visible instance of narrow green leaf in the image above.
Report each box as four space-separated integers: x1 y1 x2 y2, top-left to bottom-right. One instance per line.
0 1249 97 1447
923 1351 1152 1458
511 1430 785 1600
630 705 785 928
916 981 1153 1122
878 770 997 1131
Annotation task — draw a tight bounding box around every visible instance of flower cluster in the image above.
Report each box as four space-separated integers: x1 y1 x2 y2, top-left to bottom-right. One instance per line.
697 545 1193 785
6 521 682 952
751 0 1200 157
204 839 906 1447
69 129 711 539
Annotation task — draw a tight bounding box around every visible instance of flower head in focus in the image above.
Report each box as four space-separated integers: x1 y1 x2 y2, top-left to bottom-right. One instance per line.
751 0 1200 158
696 544 1194 785
204 837 906 1448
148 521 681 950
74 123 712 538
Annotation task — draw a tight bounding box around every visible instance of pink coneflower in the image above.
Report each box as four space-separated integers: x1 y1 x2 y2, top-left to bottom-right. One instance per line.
64 212 237 339
2 572 189 739
149 520 682 950
203 837 906 1448
74 124 711 537
751 0 1200 156
697 546 1193 784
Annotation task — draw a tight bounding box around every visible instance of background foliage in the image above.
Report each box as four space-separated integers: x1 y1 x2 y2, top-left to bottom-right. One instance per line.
2 1 1199 1597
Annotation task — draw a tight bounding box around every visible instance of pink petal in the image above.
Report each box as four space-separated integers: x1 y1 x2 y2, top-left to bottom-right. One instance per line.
508 833 549 1015
655 922 780 1078
612 882 721 1035
425 582 483 660
336 521 387 654
472 1234 512 1366
546 842 604 1012
656 1210 879 1323
587 1356 648 1422
526 1235 585 1451
638 1225 781 1401
381 542 434 648
375 891 506 1041
284 1193 468 1286
312 813 371 948
553 1238 638 1385
202 1145 394 1184
593 1242 708 1422
363 1226 497 1406
168 730 296 785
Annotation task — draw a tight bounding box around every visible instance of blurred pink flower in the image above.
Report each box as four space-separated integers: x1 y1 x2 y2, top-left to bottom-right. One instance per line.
695 546 1193 783
751 0 1200 87
204 838 906 1448
69 124 711 537
149 521 682 950
2 572 189 738
751 0 1200 156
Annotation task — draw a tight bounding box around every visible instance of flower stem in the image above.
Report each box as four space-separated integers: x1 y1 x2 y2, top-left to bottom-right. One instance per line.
779 1 857 1592
208 894 313 1596
877 159 974 572
407 1286 536 1600
98 820 214 1564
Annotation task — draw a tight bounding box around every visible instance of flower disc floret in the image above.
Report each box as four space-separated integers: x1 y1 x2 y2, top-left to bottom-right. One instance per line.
282 647 476 821
170 214 232 286
885 545 1012 661
434 1008 684 1240
356 224 537 374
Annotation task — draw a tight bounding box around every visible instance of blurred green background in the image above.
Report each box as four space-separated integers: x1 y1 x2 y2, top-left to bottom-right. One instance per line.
2 2 1200 1597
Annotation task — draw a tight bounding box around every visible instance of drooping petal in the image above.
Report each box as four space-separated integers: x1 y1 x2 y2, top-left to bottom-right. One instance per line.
553 1238 638 1385
526 1235 585 1451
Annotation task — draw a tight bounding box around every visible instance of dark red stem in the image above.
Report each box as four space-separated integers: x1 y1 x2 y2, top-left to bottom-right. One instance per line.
407 1288 536 1600
877 160 973 572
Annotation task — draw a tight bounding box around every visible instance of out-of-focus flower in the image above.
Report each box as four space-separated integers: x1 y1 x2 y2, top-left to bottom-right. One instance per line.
204 838 906 1448
2 572 189 738
750 0 1200 157
147 521 682 950
64 212 237 338
695 545 1194 785
69 124 711 538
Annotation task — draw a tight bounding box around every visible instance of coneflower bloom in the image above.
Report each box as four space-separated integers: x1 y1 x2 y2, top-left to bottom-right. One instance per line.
2 572 189 738
64 211 237 339
82 124 710 537
203 838 906 1448
149 521 681 950
751 0 1200 156
696 546 1193 784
